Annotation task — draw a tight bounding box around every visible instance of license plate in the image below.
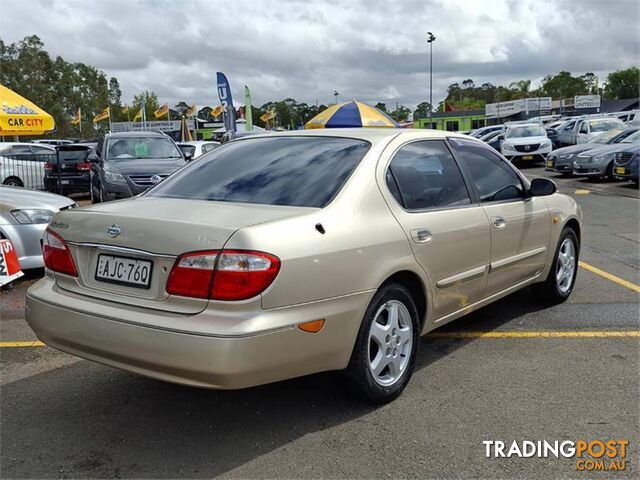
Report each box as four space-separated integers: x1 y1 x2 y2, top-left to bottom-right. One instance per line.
547 160 553 167
522 155 533 160
95 254 152 288
615 167 626 174
61 180 71 185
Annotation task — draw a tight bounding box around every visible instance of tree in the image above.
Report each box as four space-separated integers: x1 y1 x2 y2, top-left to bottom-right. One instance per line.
541 71 588 98
132 91 159 120
0 35 113 138
604 67 639 100
509 79 532 99
390 105 411 122
462 79 475 89
580 72 598 94
374 102 387 112
413 102 432 119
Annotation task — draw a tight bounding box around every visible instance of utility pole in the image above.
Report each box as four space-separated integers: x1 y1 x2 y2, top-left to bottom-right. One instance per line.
333 91 339 105
427 32 436 128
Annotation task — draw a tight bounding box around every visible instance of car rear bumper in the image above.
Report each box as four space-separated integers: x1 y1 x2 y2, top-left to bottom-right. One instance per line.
44 174 90 194
26 276 371 389
0 223 46 269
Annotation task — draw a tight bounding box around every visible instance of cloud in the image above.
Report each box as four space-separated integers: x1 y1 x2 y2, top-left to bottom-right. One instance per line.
3 0 638 109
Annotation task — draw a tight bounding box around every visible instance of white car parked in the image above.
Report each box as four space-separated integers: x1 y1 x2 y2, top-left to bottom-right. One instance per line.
500 123 552 163
0 142 55 189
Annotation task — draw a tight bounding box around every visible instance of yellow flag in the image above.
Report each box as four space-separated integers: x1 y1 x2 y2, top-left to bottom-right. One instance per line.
133 108 143 121
210 105 224 117
154 103 169 119
93 106 110 123
70 107 81 125
185 103 196 117
260 109 276 122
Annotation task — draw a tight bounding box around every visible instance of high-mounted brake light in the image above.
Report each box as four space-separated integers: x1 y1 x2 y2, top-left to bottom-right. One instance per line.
166 249 280 301
43 228 77 276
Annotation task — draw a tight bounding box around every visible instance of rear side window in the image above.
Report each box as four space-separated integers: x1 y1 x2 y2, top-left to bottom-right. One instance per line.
449 138 524 202
148 136 370 208
386 140 471 210
202 143 217 153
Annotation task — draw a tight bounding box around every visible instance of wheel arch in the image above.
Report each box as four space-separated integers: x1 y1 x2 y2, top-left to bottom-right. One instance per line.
380 270 428 328
565 218 581 247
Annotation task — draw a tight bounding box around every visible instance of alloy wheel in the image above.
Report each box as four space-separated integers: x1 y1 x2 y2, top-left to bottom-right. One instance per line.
367 300 413 387
556 238 576 293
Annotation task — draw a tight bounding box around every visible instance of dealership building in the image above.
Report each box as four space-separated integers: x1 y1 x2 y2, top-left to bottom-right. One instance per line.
414 96 639 131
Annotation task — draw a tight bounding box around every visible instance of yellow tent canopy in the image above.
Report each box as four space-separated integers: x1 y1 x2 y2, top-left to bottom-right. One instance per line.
0 84 55 137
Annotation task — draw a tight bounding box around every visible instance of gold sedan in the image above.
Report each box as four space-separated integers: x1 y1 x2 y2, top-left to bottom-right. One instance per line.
26 129 581 403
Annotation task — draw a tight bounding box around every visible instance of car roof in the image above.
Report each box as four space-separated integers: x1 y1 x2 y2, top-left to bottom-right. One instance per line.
105 131 168 138
235 128 470 144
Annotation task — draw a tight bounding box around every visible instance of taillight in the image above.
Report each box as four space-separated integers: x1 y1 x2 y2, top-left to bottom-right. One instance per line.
166 249 280 301
43 228 77 276
77 162 91 171
166 250 218 299
44 163 53 171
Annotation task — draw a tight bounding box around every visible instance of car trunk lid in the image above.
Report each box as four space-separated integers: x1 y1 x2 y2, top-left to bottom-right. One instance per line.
50 197 313 313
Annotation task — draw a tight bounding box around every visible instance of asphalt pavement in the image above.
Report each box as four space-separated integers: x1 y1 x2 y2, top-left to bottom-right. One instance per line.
1 168 638 479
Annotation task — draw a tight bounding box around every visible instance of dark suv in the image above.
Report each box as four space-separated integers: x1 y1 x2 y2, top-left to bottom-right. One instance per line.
89 131 189 203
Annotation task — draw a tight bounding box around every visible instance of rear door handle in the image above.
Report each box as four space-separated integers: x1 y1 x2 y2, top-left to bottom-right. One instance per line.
411 228 433 243
491 216 506 229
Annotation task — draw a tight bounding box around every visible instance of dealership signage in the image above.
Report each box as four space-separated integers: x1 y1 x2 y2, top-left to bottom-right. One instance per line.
485 97 552 117
111 120 195 133
575 95 601 109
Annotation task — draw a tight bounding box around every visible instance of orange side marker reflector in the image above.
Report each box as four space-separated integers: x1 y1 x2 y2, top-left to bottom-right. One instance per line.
552 215 561 224
298 319 325 333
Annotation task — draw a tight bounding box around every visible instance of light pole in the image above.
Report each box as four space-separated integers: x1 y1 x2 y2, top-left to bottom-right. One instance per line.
427 32 436 128
333 90 339 105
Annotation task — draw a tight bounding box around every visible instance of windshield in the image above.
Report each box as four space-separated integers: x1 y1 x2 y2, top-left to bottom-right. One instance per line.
106 137 182 160
620 130 640 144
148 136 371 208
589 119 623 133
588 128 624 144
506 125 546 138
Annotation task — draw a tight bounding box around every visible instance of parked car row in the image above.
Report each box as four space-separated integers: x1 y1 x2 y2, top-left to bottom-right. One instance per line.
546 127 640 181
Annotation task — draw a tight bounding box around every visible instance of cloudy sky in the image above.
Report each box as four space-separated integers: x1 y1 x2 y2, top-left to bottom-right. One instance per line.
3 0 638 109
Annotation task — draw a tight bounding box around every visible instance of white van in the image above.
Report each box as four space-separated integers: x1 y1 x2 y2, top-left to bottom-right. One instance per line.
575 117 625 144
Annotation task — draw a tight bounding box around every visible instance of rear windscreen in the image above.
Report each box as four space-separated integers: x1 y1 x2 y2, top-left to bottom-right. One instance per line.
148 136 370 208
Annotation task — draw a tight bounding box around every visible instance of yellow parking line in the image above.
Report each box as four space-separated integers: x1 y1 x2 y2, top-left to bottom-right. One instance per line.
0 341 45 347
579 261 640 293
428 331 640 338
574 189 590 195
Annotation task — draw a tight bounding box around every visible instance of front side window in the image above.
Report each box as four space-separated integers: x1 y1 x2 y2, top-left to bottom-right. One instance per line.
106 137 182 160
386 141 470 210
148 136 370 208
202 143 218 153
449 138 524 202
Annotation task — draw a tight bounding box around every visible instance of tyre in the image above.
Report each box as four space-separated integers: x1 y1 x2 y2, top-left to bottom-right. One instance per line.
3 176 23 187
532 227 579 304
344 282 420 404
604 161 614 180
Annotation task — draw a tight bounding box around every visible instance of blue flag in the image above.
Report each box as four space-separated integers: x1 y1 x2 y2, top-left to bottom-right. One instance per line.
216 72 236 133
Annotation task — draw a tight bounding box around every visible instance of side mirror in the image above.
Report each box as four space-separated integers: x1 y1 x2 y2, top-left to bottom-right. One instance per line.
183 149 194 161
87 152 99 162
529 177 557 197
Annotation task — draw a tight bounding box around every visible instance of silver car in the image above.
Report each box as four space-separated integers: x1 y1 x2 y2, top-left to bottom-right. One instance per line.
0 186 76 269
573 129 640 179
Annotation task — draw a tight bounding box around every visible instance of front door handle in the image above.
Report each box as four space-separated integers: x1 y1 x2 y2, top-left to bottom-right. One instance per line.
411 228 433 243
491 216 507 229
